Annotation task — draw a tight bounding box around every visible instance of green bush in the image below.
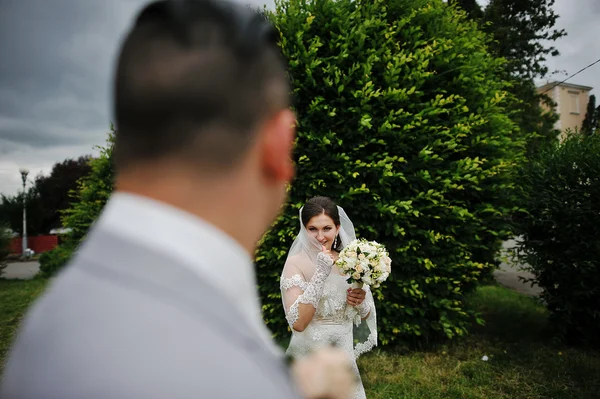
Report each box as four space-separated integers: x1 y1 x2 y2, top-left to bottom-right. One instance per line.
0 225 11 276
260 0 527 345
61 127 115 244
38 243 76 278
515 130 600 348
37 126 115 277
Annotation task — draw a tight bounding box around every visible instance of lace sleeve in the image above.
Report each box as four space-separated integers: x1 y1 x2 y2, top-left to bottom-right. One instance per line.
280 273 306 328
356 285 374 319
353 285 377 358
280 253 332 328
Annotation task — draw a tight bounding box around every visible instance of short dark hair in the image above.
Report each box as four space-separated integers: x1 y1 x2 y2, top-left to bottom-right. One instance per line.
301 196 343 252
113 0 289 171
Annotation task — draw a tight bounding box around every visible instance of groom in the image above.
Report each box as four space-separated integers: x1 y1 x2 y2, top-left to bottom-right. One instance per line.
1 1 299 398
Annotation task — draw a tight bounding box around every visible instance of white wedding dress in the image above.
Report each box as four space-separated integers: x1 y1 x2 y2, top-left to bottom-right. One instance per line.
281 206 377 399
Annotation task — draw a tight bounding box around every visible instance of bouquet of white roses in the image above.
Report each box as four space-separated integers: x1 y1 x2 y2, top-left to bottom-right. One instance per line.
336 238 391 289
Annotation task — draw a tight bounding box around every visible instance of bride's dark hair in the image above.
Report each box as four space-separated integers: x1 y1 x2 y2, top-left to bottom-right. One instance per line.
301 196 343 252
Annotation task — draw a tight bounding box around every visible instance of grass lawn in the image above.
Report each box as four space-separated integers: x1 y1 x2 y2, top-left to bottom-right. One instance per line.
359 286 600 398
0 278 48 376
1 280 599 397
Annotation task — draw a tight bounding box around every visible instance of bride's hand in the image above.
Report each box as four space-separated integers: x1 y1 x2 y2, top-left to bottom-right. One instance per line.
346 288 366 307
321 245 334 261
316 246 335 277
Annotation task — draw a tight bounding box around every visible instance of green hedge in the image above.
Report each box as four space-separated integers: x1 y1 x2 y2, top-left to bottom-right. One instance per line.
259 0 527 345
515 131 600 348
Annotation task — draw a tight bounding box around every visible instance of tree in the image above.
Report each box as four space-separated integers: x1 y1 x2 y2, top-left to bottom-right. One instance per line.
0 191 44 236
448 0 483 20
0 224 11 276
260 0 527 345
0 156 92 236
516 130 600 347
33 156 92 232
453 0 566 153
582 94 598 135
481 0 566 80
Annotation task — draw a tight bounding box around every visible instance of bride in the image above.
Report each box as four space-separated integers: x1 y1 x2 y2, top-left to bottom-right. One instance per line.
280 196 377 399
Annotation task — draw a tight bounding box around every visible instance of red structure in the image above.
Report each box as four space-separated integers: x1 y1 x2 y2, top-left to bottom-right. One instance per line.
9 236 59 255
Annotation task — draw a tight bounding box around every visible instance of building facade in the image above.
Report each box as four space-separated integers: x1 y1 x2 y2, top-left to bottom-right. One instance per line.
537 82 594 136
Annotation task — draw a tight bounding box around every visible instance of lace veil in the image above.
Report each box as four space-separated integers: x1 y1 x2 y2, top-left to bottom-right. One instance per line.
286 205 356 264
281 205 378 359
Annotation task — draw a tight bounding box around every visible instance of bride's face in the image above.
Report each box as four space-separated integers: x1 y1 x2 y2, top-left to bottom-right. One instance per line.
305 213 339 251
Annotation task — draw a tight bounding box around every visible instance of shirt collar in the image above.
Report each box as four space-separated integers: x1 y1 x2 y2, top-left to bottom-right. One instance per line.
96 192 256 318
95 192 282 356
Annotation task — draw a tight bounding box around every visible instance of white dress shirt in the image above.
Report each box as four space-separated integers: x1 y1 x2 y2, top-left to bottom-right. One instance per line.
95 192 281 356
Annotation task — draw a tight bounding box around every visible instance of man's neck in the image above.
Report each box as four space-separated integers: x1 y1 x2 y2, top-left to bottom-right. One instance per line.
115 171 267 256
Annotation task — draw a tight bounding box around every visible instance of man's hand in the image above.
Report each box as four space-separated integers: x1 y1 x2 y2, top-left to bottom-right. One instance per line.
291 347 356 399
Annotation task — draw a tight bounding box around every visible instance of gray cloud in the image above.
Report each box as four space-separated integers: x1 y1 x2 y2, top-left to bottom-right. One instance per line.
0 0 274 196
0 0 597 198
539 0 600 94
0 0 140 195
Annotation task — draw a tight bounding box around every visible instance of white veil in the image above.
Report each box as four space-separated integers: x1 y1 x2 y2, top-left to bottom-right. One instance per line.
281 205 378 359
285 205 357 265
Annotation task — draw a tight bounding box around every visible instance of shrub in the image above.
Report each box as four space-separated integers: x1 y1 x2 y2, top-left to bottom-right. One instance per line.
260 0 527 345
38 243 76 278
37 126 115 277
0 226 11 276
61 127 115 244
515 130 600 348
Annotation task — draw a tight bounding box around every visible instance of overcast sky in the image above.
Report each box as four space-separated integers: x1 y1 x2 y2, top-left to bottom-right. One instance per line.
0 0 598 197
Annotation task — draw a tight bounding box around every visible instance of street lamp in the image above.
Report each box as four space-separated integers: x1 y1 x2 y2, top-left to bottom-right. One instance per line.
19 168 29 258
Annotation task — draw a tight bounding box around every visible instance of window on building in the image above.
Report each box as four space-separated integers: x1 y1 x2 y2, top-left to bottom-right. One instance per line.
569 91 580 114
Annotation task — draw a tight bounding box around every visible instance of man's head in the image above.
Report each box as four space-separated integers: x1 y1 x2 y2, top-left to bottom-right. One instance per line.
112 0 295 251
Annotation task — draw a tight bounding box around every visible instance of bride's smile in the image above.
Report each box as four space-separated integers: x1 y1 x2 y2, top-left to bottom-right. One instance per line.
305 213 340 250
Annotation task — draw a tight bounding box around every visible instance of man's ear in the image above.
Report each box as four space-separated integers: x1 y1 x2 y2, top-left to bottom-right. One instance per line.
260 108 296 183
